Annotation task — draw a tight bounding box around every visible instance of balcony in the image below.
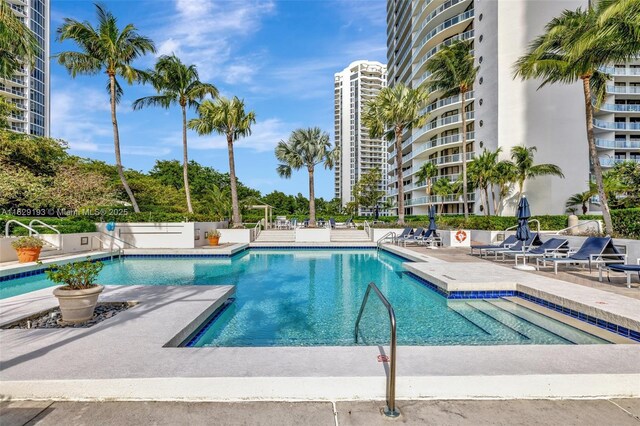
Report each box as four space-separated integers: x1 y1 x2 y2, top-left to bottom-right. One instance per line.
426 151 475 166
416 11 475 55
596 103 640 112
418 0 467 36
412 111 475 142
606 85 640 94
599 66 640 76
423 91 474 115
414 29 475 76
595 138 640 149
600 157 640 167
406 193 476 206
593 119 640 131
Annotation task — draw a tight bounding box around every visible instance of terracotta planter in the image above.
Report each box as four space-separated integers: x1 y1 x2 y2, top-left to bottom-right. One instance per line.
53 285 104 323
208 236 220 246
16 247 41 263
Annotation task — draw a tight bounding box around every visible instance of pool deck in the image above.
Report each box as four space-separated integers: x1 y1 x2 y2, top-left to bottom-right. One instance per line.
1 244 640 402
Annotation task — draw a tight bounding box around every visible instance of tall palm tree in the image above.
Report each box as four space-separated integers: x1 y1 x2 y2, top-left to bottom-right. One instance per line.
514 0 640 235
133 55 218 213
274 127 338 227
363 83 429 224
467 149 501 215
491 158 517 215
188 96 255 227
509 146 564 200
432 177 454 215
415 161 438 204
425 40 479 219
0 0 39 78
56 4 155 212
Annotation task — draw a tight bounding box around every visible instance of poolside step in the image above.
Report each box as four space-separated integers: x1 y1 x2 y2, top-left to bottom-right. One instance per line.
446 300 526 343
330 230 370 242
254 230 295 242
464 300 572 344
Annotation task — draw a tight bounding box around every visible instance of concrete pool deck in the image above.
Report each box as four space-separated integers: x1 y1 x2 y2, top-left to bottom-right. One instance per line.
1 245 639 402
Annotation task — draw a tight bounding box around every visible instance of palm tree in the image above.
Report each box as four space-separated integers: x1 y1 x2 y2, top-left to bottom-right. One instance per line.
133 55 218 213
275 127 338 227
425 40 479 219
0 0 39 78
467 149 501 215
56 4 155 212
363 83 429 224
491 159 517 215
509 146 564 200
415 161 438 203
514 0 640 235
432 177 454 215
188 96 255 228
566 191 592 215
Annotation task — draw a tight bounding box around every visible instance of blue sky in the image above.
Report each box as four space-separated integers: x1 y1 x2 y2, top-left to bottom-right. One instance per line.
50 0 387 199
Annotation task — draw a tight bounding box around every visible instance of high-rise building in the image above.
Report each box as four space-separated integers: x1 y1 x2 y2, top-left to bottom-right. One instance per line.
593 61 640 199
334 60 388 215
385 0 638 216
2 0 50 137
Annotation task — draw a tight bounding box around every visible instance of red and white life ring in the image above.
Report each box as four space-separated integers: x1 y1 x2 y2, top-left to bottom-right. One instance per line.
455 230 467 243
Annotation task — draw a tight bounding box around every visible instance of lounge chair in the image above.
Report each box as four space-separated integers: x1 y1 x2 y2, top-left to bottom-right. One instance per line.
400 228 425 247
484 233 542 260
329 218 336 229
417 229 442 247
501 237 569 264
471 235 518 256
536 236 626 274
394 227 413 244
599 258 640 288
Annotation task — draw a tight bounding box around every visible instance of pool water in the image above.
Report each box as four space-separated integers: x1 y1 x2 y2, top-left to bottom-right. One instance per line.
1 249 607 346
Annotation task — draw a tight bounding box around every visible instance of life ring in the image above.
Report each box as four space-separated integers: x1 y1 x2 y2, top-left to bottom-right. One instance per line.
455 230 467 243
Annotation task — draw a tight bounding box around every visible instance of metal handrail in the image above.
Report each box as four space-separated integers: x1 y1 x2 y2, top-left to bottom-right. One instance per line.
253 221 262 240
5 219 39 237
554 219 602 235
377 231 397 249
354 282 399 418
91 235 123 261
29 219 62 250
364 220 371 239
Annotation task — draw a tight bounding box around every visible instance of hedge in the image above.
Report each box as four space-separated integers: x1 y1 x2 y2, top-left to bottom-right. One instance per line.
1 215 97 235
611 208 640 240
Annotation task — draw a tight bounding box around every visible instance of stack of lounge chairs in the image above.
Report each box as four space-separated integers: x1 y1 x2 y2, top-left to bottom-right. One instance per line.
536 236 626 274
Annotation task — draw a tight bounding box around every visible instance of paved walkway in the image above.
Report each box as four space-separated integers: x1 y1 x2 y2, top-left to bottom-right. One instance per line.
2 399 639 425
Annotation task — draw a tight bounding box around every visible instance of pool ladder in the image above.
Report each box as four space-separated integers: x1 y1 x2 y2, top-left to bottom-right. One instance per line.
354 282 399 418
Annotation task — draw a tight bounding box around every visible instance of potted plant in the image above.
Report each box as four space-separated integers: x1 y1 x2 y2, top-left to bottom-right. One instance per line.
45 259 104 323
208 229 221 246
11 236 44 263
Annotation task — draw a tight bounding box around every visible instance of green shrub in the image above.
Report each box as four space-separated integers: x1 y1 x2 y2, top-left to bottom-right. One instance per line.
10 236 44 249
611 208 640 239
45 259 104 290
1 216 97 235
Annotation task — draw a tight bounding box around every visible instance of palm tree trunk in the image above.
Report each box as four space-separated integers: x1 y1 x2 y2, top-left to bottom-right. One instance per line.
109 74 139 213
460 93 469 219
182 105 193 214
492 187 498 216
308 166 316 227
227 134 242 228
582 76 613 235
484 186 491 216
395 126 405 224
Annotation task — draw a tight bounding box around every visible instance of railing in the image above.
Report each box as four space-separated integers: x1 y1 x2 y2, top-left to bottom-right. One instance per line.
606 85 640 94
252 221 262 240
5 219 39 237
595 139 640 149
554 220 602 235
593 119 640 131
91 236 123 261
596 103 640 112
29 219 62 250
377 231 397 249
600 157 640 167
99 231 137 248
600 66 640 76
354 283 399 418
364 220 371 240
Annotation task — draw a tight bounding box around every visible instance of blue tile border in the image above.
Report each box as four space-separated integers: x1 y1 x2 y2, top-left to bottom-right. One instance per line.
0 255 114 282
184 297 236 347
251 246 377 251
124 254 232 259
405 272 517 299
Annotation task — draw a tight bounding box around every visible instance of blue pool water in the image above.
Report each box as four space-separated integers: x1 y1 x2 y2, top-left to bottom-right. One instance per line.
1 249 607 346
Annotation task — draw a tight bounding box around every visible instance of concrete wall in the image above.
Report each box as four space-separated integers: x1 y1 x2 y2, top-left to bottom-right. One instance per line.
218 229 252 244
194 221 229 247
0 232 102 262
96 222 228 249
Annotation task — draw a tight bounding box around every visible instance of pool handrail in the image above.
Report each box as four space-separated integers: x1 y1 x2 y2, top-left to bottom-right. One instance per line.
29 219 62 251
99 231 137 248
377 231 397 249
364 220 371 239
354 282 399 418
554 219 602 235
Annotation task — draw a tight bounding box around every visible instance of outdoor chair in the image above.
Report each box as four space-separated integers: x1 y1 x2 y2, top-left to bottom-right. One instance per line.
471 235 518 256
599 258 640 289
395 227 414 245
417 229 442 247
400 228 425 247
536 236 626 274
483 233 542 260
501 237 569 264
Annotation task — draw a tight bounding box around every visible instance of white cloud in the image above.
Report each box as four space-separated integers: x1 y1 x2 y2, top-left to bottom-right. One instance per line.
153 0 275 82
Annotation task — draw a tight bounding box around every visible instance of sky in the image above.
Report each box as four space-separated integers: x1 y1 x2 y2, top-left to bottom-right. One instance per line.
49 0 387 199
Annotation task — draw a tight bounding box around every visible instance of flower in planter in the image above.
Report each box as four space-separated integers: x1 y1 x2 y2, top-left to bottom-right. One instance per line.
208 229 221 238
45 259 104 290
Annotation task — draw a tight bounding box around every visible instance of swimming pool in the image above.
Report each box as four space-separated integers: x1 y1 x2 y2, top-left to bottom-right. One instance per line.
1 249 608 346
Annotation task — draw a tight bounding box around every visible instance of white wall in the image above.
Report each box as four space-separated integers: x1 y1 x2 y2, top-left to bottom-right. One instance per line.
295 228 331 242
96 222 228 249
218 229 252 244
0 232 102 262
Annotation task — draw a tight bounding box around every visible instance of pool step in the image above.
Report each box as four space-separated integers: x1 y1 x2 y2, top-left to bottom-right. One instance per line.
330 230 371 242
447 301 527 343
465 300 572 344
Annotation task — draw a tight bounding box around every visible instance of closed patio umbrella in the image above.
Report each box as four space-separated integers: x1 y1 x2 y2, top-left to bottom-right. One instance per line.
428 205 437 233
514 195 534 270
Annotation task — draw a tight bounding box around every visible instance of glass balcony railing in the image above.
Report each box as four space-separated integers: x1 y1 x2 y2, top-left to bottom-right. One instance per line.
593 119 640 130
606 85 640 94
406 193 475 206
599 66 640 76
595 138 640 149
600 157 640 167
416 11 475 53
596 103 640 112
